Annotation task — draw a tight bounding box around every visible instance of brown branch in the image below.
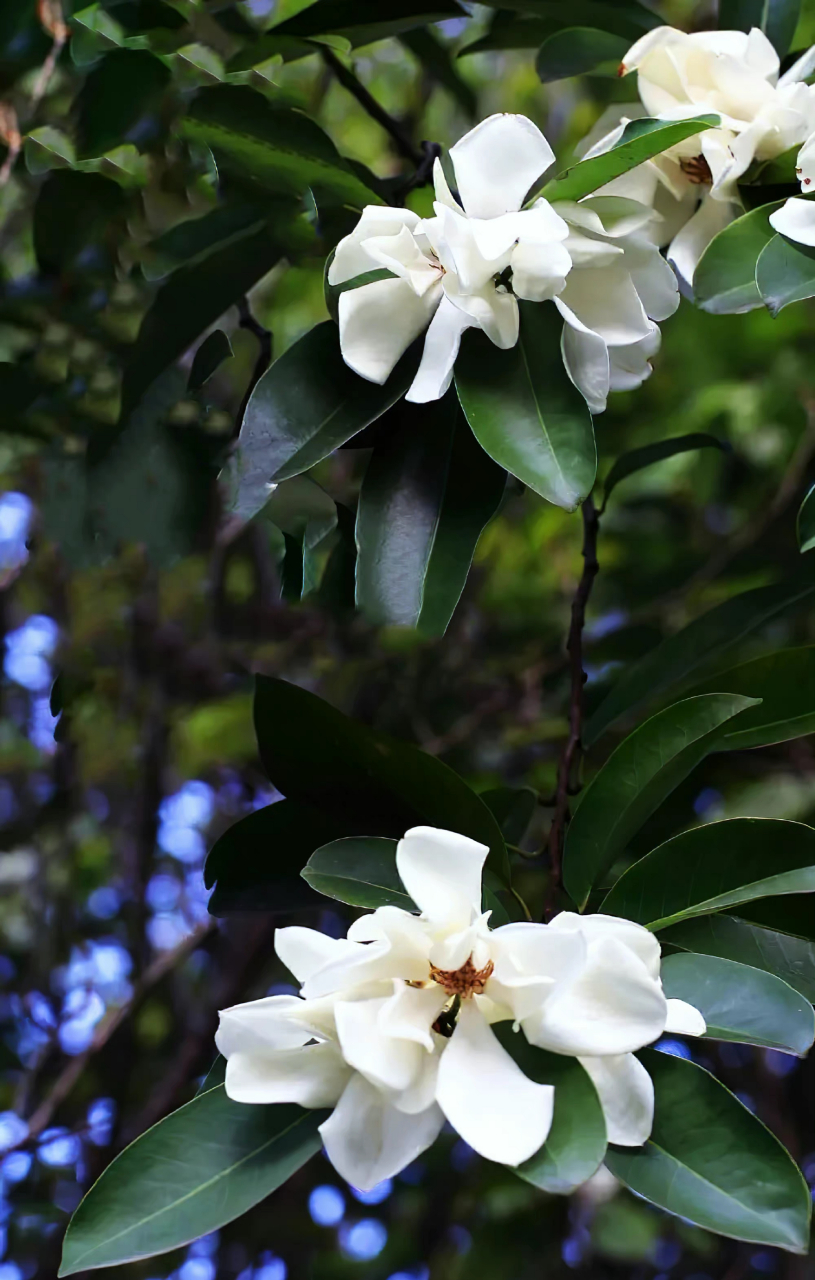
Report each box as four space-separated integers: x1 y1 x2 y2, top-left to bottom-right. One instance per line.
543 496 600 921
321 48 423 166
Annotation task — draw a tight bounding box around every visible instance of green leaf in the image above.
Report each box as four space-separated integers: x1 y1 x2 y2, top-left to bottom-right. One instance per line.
756 229 815 315
536 28 629 83
400 28 477 116
302 837 416 909
253 676 510 883
355 394 506 634
33 170 125 274
76 48 171 159
24 126 76 174
455 301 596 511
59 1086 325 1274
189 330 233 391
481 0 658 37
563 694 759 910
480 787 538 847
180 85 381 207
539 117 720 204
601 817 815 930
493 1024 607 1194
694 202 785 315
660 913 815 1002
605 1050 811 1251
267 0 467 47
584 574 815 745
661 953 815 1054
458 12 553 56
797 482 815 552
225 322 418 524
734 894 815 941
602 433 727 507
688 646 815 750
719 0 802 58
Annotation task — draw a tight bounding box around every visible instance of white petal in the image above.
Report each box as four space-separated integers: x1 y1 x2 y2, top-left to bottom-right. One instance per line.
778 43 815 88
668 195 737 289
275 926 359 985
549 913 662 980
436 1001 554 1166
620 27 685 76
608 327 661 395
489 921 582 1019
224 1042 351 1107
216 995 314 1056
380 981 447 1052
526 936 667 1056
320 1074 444 1189
555 300 610 414
338 276 441 385
665 998 706 1038
511 238 572 302
556 263 652 345
450 113 555 219
335 997 425 1094
363 225 441 296
395 825 488 927
624 240 680 321
303 911 429 999
769 197 815 247
449 283 519 350
329 207 422 284
797 135 815 191
432 155 461 211
579 1053 654 1146
405 295 473 404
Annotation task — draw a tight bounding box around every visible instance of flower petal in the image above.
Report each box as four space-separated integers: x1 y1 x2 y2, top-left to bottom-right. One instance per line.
335 997 425 1094
329 207 422 284
450 113 555 219
579 1052 654 1146
405 295 473 404
363 225 441 296
395 825 488 927
769 196 815 247
665 998 706 1038
275 926 360 985
436 1000 555 1166
489 921 583 1019
511 238 572 302
555 263 652 345
549 913 662 980
608 327 661 395
338 277 441 385
224 1042 351 1107
216 995 314 1056
668 195 737 289
320 1074 444 1189
555 299 610 414
380 982 448 1052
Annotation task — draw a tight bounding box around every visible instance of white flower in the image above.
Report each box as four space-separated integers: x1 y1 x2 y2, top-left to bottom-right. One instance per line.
586 27 815 286
548 195 680 413
328 114 572 404
216 826 705 1189
769 133 815 246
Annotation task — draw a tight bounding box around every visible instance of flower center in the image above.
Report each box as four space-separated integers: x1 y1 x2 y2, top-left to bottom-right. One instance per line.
429 955 494 998
679 155 712 185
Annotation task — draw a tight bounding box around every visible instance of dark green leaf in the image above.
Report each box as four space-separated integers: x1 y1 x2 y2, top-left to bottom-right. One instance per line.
480 787 538 847
144 203 270 279
688 646 815 750
797 482 815 552
302 837 416 909
400 28 477 116
482 0 657 37
735 895 815 941
455 301 596 511
180 85 381 207
253 676 510 882
493 1024 607 1194
661 953 814 1054
459 12 553 56
539 117 720 204
268 0 467 47
76 47 170 158
694 202 785 315
33 169 125 274
600 817 815 930
660 912 815 1002
59 1086 325 1274
355 394 506 634
719 0 801 58
563 694 758 910
225 322 419 523
602 433 727 506
189 330 233 391
536 28 629 83
584 574 815 745
605 1050 811 1251
757 229 815 315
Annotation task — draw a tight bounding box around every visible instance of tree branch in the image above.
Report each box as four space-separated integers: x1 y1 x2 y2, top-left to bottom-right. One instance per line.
321 48 423 166
234 294 273 435
543 496 600 921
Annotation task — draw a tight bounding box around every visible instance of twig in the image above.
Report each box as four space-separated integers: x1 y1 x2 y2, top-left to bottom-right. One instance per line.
543 496 600 921
0 103 21 189
234 294 273 435
31 0 69 111
321 48 423 166
7 920 216 1152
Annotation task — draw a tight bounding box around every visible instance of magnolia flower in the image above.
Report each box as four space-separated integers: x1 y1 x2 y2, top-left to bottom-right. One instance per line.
585 27 815 286
216 826 704 1189
769 133 815 246
328 113 572 404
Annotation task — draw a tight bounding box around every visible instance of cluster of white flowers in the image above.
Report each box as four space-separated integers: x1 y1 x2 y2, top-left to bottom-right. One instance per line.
591 27 815 286
770 131 815 246
329 114 679 414
216 826 705 1190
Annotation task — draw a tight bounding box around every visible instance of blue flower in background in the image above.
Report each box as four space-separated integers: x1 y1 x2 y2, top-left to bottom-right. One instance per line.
3 615 58 693
339 1219 388 1261
309 1185 345 1226
0 493 32 582
158 781 215 865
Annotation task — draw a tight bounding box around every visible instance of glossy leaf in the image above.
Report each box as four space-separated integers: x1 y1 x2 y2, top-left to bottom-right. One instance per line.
584 573 815 745
536 28 629 83
493 1024 607 1194
539 116 720 204
33 169 124 274
189 330 233 391
601 817 815 930
757 231 815 315
268 0 467 47
455 301 596 511
798 482 815 553
481 0 657 37
563 694 758 910
481 787 538 848
694 203 784 315
602 433 727 506
59 1084 325 1273
719 0 801 58
225 322 418 524
660 953 815 1054
660 913 815 1002
689 647 815 750
76 48 170 158
735 895 815 942
458 12 552 56
400 28 477 116
180 85 381 207
355 394 506 634
302 837 415 910
606 1051 811 1251
253 676 509 882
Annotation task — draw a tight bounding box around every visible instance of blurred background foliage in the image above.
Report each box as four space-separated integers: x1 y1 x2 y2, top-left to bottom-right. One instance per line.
0 1 814 1278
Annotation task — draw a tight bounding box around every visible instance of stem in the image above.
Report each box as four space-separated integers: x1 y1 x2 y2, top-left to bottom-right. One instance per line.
543 495 600 921
321 48 423 166
235 294 273 434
